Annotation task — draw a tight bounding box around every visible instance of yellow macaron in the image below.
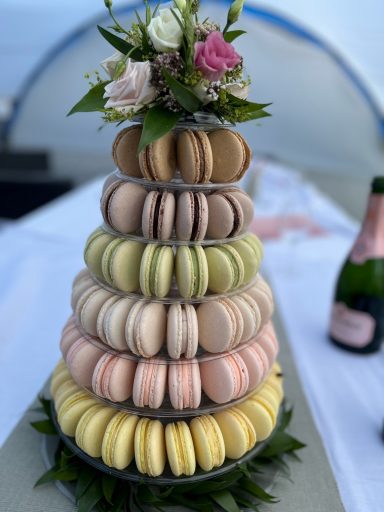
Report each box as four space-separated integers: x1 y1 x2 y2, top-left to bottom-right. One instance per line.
75 404 115 458
102 412 139 470
54 380 81 412
165 421 196 476
50 363 72 399
57 390 98 437
189 415 225 471
134 418 166 477
213 407 256 459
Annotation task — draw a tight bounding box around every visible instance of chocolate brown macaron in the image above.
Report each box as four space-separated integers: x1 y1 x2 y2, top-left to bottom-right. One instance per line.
142 190 176 240
177 130 213 184
112 126 142 177
176 191 208 241
208 129 252 183
139 132 176 182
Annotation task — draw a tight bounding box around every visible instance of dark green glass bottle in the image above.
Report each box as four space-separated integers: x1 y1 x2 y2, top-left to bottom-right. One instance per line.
329 176 384 353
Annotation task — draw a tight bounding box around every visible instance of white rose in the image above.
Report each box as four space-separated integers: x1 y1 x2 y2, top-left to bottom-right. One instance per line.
225 83 249 100
148 8 183 52
103 59 157 108
100 51 124 78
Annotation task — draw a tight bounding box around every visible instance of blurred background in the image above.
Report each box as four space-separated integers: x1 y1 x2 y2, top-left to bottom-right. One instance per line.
1 0 384 219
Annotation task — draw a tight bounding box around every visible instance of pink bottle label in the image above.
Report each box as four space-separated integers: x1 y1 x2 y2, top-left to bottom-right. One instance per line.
330 302 376 347
350 194 384 264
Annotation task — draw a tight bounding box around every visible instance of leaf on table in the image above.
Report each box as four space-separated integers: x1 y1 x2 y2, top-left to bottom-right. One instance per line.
30 419 56 435
77 478 104 512
210 489 241 512
102 473 117 504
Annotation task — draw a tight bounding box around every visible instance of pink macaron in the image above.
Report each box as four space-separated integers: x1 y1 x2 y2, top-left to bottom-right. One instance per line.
132 357 168 409
168 359 201 409
237 338 270 391
256 323 279 366
92 352 137 402
60 317 83 358
200 352 249 404
65 338 105 388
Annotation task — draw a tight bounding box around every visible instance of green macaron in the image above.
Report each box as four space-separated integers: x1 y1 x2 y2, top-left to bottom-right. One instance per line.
84 228 115 280
140 244 174 298
205 244 244 293
175 246 208 298
229 234 263 284
101 238 145 292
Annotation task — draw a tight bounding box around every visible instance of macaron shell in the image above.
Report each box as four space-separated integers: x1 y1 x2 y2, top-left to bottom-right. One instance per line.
140 132 176 182
142 191 176 240
112 126 142 177
140 245 174 298
165 421 196 476
75 404 115 457
57 391 98 436
229 238 260 285
50 365 72 398
205 245 244 293
106 182 147 234
167 304 199 359
96 295 120 343
168 359 201 410
246 285 274 326
238 343 266 390
229 189 254 227
206 193 242 239
237 397 275 441
200 352 249 404
197 300 238 353
84 230 115 279
104 297 135 350
208 129 249 183
214 407 256 459
107 239 145 292
190 415 225 471
54 380 81 412
134 418 166 476
66 338 105 388
92 353 137 402
132 358 168 409
134 302 167 357
60 323 82 359
177 130 211 184
176 192 208 241
102 412 139 469
79 288 113 336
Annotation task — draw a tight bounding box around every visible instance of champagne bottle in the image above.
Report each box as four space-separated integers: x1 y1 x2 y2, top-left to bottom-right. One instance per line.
329 176 384 353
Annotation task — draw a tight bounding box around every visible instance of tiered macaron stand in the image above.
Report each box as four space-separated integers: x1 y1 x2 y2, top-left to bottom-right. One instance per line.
48 118 285 491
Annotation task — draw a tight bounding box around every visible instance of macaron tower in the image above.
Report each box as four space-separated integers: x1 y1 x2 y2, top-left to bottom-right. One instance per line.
51 0 285 486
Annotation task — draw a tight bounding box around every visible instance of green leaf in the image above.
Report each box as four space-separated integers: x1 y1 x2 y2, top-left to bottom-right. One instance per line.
97 26 142 60
210 490 240 512
261 432 306 458
75 467 96 500
224 30 246 42
34 465 78 487
102 474 117 504
38 395 52 418
30 419 56 435
280 407 293 431
77 479 104 512
67 82 110 116
137 105 182 153
163 69 202 113
242 109 271 121
240 478 278 503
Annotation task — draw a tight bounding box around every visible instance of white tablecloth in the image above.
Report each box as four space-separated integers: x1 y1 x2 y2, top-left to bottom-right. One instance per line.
0 162 383 511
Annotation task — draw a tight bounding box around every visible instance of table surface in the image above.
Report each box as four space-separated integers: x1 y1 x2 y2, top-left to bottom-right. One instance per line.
0 160 383 511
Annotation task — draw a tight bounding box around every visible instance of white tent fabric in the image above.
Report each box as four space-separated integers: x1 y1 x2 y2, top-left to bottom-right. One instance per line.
3 0 384 178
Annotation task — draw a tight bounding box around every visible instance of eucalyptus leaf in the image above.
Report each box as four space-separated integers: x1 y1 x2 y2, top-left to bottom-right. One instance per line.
77 479 104 512
163 69 202 113
102 474 117 504
30 419 56 435
138 105 182 153
240 478 278 503
75 467 96 500
224 30 246 42
34 465 78 487
210 490 240 512
67 82 110 116
97 26 142 60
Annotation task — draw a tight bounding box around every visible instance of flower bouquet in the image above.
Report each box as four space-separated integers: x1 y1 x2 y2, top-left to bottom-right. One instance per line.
69 0 271 152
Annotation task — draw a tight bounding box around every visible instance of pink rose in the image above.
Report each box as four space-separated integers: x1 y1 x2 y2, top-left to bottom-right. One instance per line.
194 31 241 81
104 59 156 108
